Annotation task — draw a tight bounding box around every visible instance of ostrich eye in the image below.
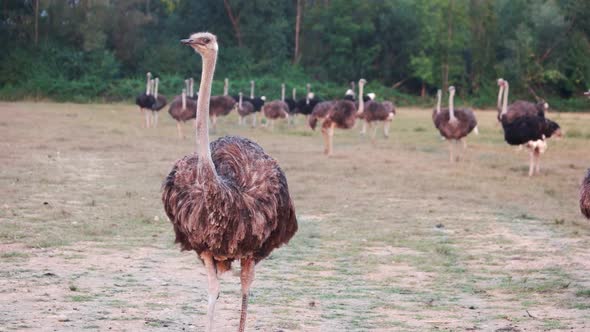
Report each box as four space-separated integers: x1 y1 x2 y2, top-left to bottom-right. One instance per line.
203 38 210 43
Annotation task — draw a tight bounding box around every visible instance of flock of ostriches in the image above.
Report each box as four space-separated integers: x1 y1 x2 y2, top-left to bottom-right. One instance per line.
135 33 589 332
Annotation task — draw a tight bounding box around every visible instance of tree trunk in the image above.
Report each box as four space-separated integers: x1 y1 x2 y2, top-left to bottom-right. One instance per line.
293 0 302 64
421 82 426 98
34 0 39 46
223 0 243 47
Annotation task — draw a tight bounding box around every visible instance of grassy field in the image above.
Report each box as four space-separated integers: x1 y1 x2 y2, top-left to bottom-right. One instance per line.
1 101 590 331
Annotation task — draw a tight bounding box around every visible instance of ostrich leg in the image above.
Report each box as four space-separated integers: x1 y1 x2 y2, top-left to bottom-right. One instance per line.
153 111 159 128
238 258 255 332
449 140 454 162
321 127 329 155
201 252 220 332
384 121 391 138
528 150 535 177
327 122 336 156
462 138 467 149
211 115 218 133
252 113 257 127
145 109 151 128
360 120 367 136
534 150 541 175
176 122 183 139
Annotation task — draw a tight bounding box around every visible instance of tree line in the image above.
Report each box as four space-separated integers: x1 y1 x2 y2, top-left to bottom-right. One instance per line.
1 0 589 110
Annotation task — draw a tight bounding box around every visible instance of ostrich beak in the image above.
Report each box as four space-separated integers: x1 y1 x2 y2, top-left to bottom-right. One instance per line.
180 38 193 45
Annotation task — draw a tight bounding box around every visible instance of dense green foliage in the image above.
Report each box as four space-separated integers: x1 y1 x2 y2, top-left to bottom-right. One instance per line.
1 0 590 110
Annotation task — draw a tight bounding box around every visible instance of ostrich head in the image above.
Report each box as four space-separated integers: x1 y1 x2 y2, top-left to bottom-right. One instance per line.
448 86 456 94
437 89 442 98
367 93 376 100
147 72 152 78
181 32 218 55
345 89 354 97
359 78 367 86
544 119 563 139
497 78 505 87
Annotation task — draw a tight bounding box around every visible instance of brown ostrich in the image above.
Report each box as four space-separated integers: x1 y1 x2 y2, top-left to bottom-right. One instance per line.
434 86 478 162
262 83 289 130
580 170 590 218
497 79 548 123
168 88 198 139
235 92 255 126
162 32 297 332
357 80 395 140
209 78 236 132
308 80 359 156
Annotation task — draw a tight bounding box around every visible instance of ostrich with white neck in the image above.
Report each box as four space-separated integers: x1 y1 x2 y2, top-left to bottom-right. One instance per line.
163 32 298 332
434 86 478 162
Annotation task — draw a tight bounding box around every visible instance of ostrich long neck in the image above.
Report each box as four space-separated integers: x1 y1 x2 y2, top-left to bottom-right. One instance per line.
250 82 254 99
190 79 195 98
154 79 159 99
306 84 310 104
182 90 186 110
436 92 441 114
281 84 285 102
145 75 151 94
449 91 456 121
497 84 504 113
224 78 228 96
239 93 243 108
292 88 296 100
501 82 509 117
196 52 217 166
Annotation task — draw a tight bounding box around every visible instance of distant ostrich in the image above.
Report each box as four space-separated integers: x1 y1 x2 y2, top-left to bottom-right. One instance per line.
248 80 266 127
149 77 167 128
296 83 321 117
309 80 361 155
168 88 198 139
136 72 156 128
356 80 395 140
498 79 562 175
497 79 548 123
580 170 590 218
163 32 297 332
209 78 236 132
434 86 478 162
262 83 289 130
235 92 255 126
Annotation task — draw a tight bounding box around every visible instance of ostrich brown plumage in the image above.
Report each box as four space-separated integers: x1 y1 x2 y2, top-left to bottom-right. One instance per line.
357 79 395 140
162 32 297 332
497 79 548 123
209 78 236 132
308 83 357 155
435 86 478 162
580 170 590 218
168 88 197 139
262 83 289 130
235 92 255 126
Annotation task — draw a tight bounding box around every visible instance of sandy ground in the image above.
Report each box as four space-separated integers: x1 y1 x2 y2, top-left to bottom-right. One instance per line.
1 101 590 331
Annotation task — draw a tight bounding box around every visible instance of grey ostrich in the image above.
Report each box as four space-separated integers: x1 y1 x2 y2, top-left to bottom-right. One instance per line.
209 78 236 132
235 92 255 126
357 79 395 141
168 88 198 139
162 32 298 332
262 83 289 130
434 86 478 162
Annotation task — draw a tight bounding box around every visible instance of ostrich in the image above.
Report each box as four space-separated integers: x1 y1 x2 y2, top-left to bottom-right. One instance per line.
295 83 321 117
262 83 289 130
308 80 361 155
168 88 198 139
580 170 590 218
434 86 478 162
356 80 395 140
235 92 255 126
497 79 548 123
163 32 297 332
135 72 156 128
498 79 562 175
188 78 197 100
209 77 236 132
248 80 266 127
149 77 168 128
